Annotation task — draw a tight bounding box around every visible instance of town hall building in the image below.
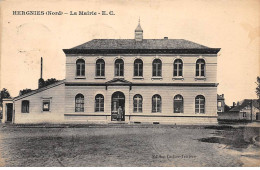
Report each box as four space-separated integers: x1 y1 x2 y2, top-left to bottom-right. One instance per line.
2 21 221 124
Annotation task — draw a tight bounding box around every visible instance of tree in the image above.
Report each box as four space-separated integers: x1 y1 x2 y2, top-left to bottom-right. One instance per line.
256 76 260 109
19 88 33 96
44 78 59 86
256 76 260 98
0 88 11 119
0 88 11 105
38 78 59 89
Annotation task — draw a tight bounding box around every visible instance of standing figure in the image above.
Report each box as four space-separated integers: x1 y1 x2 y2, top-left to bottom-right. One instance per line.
117 106 122 121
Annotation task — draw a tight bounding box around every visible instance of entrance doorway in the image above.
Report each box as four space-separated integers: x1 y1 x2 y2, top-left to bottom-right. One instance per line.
111 91 125 121
6 103 13 122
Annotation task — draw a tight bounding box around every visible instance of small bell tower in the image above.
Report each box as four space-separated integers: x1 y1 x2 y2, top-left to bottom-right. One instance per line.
135 18 143 41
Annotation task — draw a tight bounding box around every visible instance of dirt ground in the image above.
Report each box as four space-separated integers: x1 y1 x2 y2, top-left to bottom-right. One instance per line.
0 124 259 167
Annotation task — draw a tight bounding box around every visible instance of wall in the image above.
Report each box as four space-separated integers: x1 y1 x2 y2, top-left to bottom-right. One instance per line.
13 82 65 123
64 85 217 123
65 54 218 84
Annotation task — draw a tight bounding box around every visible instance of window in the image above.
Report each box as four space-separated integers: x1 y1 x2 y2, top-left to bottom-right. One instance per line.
195 95 205 114
218 101 222 107
152 59 162 77
243 112 246 118
75 94 84 112
134 59 143 77
21 100 29 113
174 95 183 113
115 59 124 77
133 94 143 113
196 59 205 77
95 94 104 112
96 59 105 77
173 59 183 77
152 94 161 113
76 59 85 77
42 100 50 112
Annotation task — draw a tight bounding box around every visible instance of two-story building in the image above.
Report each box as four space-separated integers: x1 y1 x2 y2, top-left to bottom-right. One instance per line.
2 21 221 124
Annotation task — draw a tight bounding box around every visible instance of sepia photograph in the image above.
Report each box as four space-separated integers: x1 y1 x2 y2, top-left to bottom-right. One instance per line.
0 0 259 167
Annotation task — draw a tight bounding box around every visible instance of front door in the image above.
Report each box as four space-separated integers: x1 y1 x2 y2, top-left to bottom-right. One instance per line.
111 91 125 121
6 103 13 122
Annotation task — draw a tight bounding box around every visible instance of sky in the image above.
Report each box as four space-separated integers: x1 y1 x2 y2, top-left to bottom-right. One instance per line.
0 0 259 105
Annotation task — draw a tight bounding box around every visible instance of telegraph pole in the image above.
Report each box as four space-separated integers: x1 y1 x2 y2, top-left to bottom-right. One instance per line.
251 99 253 122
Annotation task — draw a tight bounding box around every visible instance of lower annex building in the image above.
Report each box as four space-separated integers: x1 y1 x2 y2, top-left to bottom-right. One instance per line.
2 21 221 124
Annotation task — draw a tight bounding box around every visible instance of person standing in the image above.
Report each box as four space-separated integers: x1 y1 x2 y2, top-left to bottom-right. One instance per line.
117 106 122 121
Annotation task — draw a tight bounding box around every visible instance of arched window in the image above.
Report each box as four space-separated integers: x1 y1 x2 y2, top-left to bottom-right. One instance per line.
173 95 183 113
96 59 105 77
196 59 205 77
152 59 162 77
115 59 124 77
21 100 29 113
95 94 104 112
75 94 84 112
134 59 143 77
173 59 183 77
133 94 143 113
195 95 205 114
76 59 85 77
152 94 161 113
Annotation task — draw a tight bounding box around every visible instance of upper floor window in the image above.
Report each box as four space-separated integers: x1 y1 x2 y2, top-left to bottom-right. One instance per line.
75 93 84 112
96 59 105 77
217 101 222 107
174 95 183 113
152 59 162 77
195 95 205 114
95 94 104 112
152 94 161 113
134 59 143 77
133 94 143 113
21 100 29 113
76 59 85 77
173 59 183 77
196 59 205 77
115 59 124 77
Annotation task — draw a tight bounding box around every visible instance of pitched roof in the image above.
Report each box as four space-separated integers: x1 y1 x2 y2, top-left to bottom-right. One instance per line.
217 94 224 100
71 39 211 50
135 23 143 32
106 78 132 84
229 99 259 112
13 80 65 101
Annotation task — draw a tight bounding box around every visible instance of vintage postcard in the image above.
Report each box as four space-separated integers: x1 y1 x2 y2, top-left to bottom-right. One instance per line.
0 0 259 167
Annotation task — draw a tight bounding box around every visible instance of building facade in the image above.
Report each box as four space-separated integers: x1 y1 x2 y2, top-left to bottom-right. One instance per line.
2 22 221 124
217 94 225 113
218 99 260 122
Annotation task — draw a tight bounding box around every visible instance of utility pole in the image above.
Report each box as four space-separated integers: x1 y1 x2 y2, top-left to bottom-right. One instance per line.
251 99 253 122
40 57 43 79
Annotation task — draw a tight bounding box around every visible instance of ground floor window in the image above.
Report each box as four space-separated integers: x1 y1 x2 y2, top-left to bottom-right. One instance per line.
242 112 246 118
133 94 142 113
42 100 50 112
21 100 29 113
75 94 84 112
152 94 161 113
95 94 104 112
195 95 205 114
174 95 183 113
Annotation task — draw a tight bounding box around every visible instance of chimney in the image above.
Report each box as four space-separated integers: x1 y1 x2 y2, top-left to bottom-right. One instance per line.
135 19 143 41
237 102 240 106
233 102 236 107
221 94 224 98
38 57 45 88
